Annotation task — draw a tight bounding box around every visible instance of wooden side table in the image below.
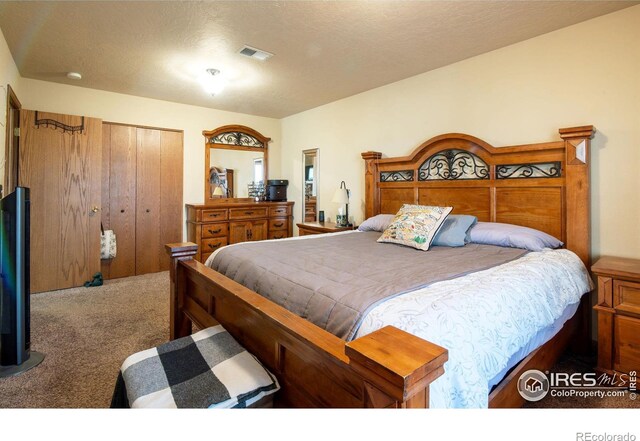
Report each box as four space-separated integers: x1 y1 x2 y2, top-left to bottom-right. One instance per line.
592 256 640 375
297 221 355 236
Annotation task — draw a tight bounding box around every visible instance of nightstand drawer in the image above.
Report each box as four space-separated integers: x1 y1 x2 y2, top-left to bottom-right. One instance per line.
202 237 228 253
614 315 640 373
202 223 228 239
229 207 268 219
614 280 640 316
269 218 287 231
202 209 227 222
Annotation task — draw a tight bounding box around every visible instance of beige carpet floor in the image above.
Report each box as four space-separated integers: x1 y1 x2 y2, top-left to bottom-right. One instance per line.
0 272 169 408
0 271 637 408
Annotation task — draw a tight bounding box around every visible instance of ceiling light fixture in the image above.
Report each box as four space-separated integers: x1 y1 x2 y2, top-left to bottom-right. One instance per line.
199 68 227 96
66 72 82 80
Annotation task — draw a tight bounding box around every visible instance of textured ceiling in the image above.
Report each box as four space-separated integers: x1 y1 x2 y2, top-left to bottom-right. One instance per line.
0 1 636 118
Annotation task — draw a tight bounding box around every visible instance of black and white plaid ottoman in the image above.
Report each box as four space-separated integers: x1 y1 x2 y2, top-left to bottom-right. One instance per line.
111 325 279 408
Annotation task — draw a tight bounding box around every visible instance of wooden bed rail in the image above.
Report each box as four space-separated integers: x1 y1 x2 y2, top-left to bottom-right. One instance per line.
166 243 448 408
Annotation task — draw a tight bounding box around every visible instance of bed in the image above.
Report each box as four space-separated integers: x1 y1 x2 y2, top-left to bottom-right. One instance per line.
166 125 595 408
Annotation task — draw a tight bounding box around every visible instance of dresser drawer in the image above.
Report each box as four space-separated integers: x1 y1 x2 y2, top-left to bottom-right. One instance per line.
269 231 288 240
229 207 268 220
202 209 228 222
269 218 288 231
201 237 228 254
269 206 291 217
614 315 640 373
202 223 229 239
614 280 640 316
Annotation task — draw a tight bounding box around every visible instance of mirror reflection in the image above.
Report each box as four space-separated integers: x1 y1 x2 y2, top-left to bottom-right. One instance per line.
302 149 318 222
209 149 265 199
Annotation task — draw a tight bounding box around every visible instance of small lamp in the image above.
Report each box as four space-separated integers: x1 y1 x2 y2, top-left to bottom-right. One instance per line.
212 186 225 197
331 181 351 227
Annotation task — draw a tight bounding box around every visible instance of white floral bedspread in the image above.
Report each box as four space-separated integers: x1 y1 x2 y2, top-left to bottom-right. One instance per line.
354 249 593 408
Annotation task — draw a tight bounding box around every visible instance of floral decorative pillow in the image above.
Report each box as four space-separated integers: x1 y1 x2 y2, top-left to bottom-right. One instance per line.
377 204 453 250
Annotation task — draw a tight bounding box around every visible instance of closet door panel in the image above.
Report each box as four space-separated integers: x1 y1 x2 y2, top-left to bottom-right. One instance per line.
100 124 111 279
159 130 184 271
136 128 162 275
108 124 138 278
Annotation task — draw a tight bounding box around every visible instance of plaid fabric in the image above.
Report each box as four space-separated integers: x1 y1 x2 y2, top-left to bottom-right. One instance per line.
120 326 279 408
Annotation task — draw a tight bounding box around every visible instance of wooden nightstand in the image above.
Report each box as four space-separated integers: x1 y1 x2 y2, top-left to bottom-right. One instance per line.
592 256 640 375
297 221 355 236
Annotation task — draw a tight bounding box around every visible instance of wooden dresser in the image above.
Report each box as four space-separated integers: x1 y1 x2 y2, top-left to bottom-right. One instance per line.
186 201 294 263
592 256 640 375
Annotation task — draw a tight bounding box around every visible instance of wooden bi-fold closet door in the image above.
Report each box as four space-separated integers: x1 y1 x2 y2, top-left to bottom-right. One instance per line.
101 123 183 279
19 110 102 293
101 124 137 279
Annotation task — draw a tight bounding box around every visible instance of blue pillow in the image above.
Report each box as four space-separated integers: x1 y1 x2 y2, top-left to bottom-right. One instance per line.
432 215 478 247
468 222 563 252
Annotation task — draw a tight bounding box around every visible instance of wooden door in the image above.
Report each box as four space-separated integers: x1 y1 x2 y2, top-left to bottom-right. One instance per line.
229 221 249 244
249 219 268 242
135 128 162 275
3 85 21 197
19 110 102 293
102 124 137 279
159 130 183 271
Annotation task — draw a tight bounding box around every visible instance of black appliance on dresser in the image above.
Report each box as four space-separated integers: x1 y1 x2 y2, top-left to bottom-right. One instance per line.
265 180 289 202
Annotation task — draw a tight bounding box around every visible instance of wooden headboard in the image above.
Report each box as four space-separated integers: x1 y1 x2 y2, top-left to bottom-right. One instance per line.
361 126 595 265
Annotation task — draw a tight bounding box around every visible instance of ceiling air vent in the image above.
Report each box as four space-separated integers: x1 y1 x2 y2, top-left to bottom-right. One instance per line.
238 45 273 61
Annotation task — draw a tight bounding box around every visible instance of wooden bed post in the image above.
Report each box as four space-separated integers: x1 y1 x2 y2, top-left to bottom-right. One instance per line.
165 242 198 340
362 151 382 219
559 125 595 267
559 125 596 356
346 326 447 407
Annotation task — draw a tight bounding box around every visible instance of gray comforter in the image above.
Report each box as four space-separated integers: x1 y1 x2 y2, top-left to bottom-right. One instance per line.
209 231 527 340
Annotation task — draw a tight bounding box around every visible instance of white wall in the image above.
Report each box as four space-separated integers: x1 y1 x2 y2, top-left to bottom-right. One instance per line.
0 27 22 191
281 5 640 260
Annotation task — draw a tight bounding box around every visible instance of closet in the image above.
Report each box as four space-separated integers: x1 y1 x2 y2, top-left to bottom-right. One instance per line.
101 123 183 279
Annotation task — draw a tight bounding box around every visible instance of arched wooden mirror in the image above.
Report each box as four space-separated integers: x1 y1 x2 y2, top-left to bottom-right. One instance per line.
203 125 270 204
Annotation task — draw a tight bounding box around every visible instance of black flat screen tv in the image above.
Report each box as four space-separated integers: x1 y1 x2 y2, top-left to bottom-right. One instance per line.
0 186 44 376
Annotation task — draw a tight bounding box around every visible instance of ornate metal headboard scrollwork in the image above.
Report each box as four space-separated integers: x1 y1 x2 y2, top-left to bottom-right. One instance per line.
418 149 489 181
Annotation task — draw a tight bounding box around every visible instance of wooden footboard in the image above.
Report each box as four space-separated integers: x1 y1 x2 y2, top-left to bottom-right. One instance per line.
166 243 448 408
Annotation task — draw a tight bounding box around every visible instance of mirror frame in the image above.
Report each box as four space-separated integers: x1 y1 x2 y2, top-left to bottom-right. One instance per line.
202 125 270 204
302 148 319 223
